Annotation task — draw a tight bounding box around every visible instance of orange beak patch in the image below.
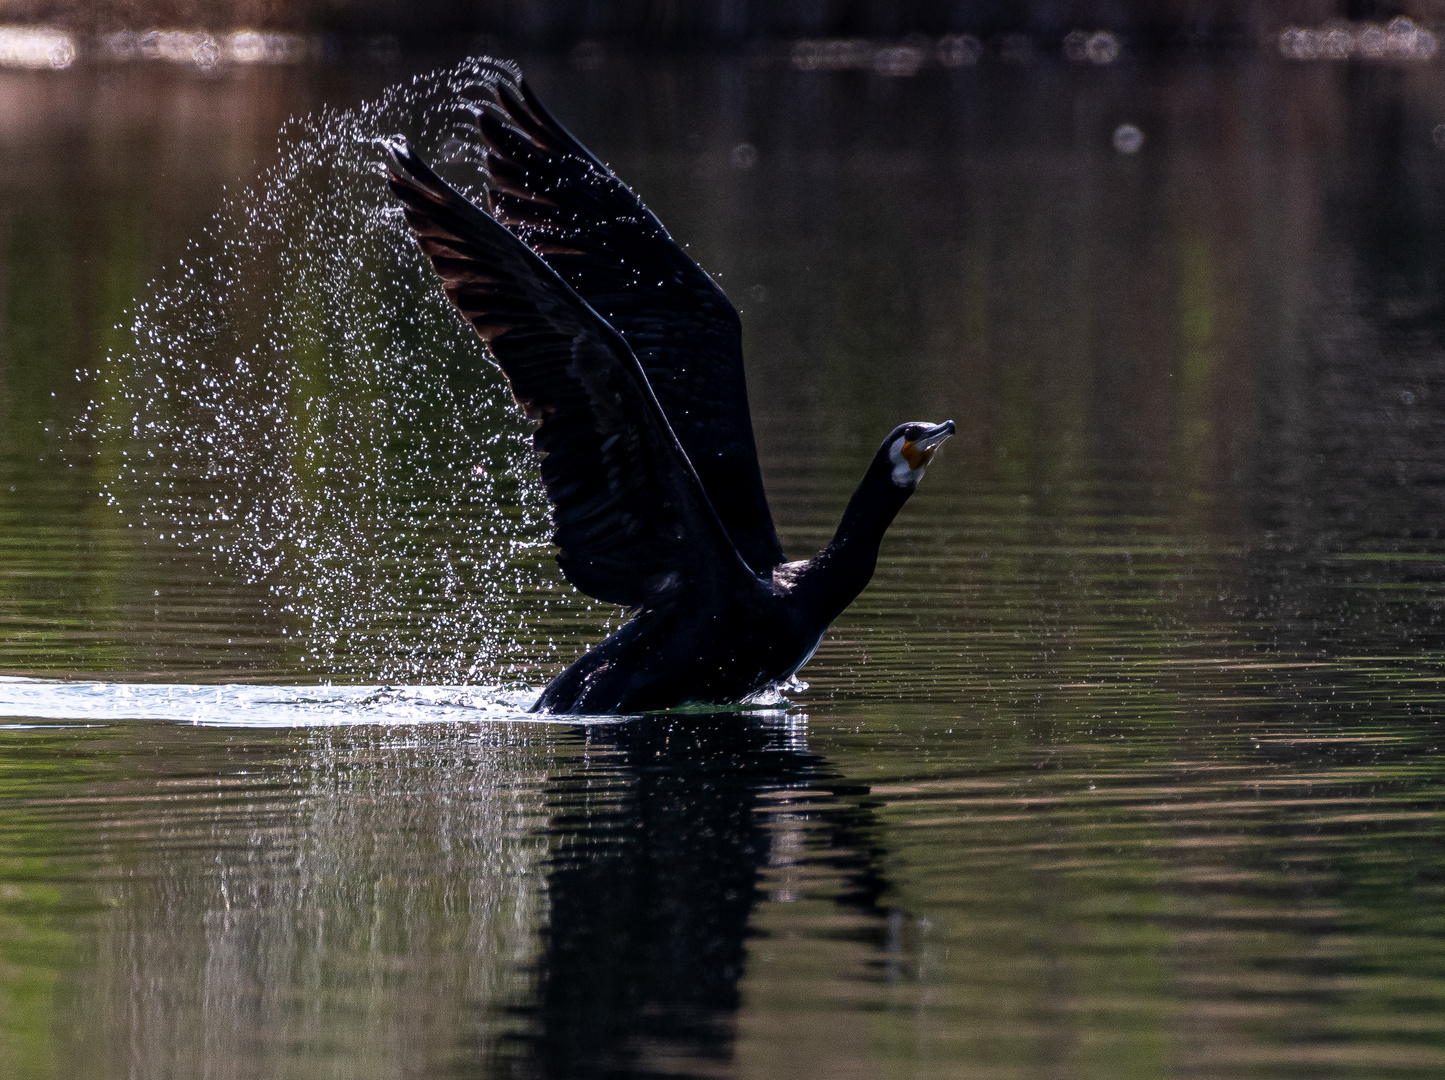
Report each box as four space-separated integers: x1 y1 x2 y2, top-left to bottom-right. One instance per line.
899 440 933 470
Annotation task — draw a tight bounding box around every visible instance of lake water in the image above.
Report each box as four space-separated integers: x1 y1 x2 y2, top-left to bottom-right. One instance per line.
4 47 1445 1078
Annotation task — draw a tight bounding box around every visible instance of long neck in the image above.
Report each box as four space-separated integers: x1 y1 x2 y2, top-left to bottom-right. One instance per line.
793 458 912 626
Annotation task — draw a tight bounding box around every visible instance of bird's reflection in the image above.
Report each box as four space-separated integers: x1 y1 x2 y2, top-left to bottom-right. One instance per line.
479 711 890 1079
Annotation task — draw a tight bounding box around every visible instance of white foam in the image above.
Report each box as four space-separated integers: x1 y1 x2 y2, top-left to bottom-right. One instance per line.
0 677 582 728
0 676 808 727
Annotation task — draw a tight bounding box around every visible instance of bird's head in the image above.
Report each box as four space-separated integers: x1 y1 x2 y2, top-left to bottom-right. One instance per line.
884 420 955 488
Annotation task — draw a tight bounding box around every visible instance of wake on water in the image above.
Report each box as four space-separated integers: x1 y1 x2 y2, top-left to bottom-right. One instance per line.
0 678 803 727
0 677 549 727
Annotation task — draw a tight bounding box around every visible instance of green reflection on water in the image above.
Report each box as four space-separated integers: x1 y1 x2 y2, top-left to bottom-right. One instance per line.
2 49 1445 1080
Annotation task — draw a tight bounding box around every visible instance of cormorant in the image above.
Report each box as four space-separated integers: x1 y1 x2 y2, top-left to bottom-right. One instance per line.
384 63 953 714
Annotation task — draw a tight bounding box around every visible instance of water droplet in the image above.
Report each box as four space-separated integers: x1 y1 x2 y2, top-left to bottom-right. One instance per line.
87 58 584 682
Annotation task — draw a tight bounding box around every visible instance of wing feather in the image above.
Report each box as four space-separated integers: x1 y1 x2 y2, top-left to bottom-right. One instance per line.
458 66 786 576
385 140 752 609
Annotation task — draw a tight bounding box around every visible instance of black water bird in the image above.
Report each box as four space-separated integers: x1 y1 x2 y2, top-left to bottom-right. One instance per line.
384 63 953 714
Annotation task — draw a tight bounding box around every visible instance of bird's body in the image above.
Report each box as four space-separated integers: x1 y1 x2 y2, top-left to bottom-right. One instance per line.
385 61 952 714
533 588 811 714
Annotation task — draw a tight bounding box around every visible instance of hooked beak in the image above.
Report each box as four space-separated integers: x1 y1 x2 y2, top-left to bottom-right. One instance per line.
913 420 955 454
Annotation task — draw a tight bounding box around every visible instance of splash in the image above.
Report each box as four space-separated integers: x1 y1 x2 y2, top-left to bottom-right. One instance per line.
86 58 608 683
741 675 810 708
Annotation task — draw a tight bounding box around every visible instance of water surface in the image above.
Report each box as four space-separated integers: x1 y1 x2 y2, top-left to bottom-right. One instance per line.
3 50 1445 1078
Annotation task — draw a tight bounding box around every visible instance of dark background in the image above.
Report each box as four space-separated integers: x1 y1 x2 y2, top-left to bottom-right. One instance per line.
1 0 1443 49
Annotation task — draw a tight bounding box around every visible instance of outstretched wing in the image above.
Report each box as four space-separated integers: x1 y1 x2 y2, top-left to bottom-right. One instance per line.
458 64 786 576
386 140 752 610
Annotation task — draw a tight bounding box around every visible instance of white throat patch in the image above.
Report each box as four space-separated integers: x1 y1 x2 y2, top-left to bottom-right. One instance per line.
889 440 927 487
